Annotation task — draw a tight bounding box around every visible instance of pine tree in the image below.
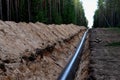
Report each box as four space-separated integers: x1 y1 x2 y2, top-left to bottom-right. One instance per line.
0 0 88 27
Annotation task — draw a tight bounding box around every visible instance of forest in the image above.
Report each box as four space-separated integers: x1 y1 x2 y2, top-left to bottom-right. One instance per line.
93 0 120 28
0 0 88 27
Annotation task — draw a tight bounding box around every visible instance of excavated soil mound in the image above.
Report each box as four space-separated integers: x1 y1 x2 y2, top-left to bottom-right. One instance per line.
0 20 86 80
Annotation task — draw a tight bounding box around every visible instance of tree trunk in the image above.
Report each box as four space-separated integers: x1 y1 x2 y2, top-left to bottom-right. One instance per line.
27 0 31 21
58 0 60 13
49 0 52 23
0 0 2 19
7 0 10 20
9 0 12 20
15 0 19 22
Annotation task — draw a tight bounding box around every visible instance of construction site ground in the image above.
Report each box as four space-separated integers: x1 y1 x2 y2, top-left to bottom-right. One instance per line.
89 28 120 80
1 20 120 80
0 20 86 80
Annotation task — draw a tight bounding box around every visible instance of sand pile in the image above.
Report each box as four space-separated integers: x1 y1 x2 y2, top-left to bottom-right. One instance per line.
0 20 86 80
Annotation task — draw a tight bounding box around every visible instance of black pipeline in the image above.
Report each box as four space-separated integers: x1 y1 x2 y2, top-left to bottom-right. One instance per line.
57 29 89 80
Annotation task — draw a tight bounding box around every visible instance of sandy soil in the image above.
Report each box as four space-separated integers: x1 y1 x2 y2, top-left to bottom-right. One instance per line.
0 20 86 80
89 28 120 80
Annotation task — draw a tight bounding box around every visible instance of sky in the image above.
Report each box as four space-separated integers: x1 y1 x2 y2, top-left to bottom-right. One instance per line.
81 0 98 28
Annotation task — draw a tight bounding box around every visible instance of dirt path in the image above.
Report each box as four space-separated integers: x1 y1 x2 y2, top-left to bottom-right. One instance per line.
89 28 120 80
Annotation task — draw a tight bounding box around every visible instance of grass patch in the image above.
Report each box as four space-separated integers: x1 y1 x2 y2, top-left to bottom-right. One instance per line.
106 42 120 47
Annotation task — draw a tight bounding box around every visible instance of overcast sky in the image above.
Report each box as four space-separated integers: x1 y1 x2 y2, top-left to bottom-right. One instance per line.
81 0 98 28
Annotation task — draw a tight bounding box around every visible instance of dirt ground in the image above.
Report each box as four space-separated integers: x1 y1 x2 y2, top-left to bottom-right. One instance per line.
89 28 120 80
0 20 86 80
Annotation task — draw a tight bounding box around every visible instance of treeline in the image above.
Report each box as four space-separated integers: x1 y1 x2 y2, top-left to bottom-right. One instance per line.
0 0 87 26
93 0 120 28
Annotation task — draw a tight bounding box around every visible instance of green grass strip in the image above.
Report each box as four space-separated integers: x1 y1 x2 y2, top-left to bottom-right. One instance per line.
109 28 120 33
106 42 120 47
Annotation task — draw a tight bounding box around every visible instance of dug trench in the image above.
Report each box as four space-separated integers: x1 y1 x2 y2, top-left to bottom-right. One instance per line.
75 30 90 80
0 20 88 80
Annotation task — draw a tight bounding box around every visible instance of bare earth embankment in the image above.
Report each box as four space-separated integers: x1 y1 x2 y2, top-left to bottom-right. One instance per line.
0 20 86 80
89 28 120 80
